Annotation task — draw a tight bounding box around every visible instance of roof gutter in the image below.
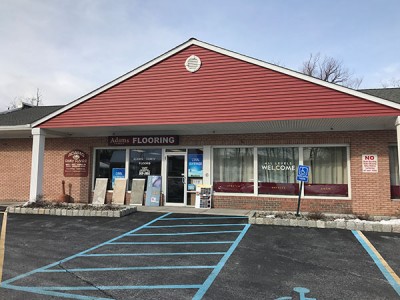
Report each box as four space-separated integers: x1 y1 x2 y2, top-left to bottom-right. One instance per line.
0 124 31 131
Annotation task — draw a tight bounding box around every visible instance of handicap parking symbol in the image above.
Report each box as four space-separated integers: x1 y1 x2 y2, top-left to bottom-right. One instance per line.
296 165 310 182
276 287 316 300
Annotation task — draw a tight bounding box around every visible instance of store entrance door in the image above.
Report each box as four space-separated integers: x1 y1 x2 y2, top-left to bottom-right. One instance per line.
165 154 186 205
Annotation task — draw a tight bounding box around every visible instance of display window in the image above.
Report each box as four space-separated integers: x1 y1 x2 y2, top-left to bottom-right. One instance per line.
94 149 126 190
303 147 348 197
258 147 299 195
128 149 162 190
213 148 254 193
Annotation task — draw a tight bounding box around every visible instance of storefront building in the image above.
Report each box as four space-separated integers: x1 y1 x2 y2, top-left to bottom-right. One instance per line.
1 39 400 216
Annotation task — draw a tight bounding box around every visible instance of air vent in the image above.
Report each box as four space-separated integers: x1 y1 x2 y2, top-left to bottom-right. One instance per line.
185 55 201 73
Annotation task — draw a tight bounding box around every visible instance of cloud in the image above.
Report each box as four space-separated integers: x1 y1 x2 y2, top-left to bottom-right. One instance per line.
0 0 186 111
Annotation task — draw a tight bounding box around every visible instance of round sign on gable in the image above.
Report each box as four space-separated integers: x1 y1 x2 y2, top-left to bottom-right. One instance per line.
185 55 201 73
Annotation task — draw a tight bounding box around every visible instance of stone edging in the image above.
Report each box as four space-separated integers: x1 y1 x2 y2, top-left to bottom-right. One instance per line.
6 206 137 218
249 215 400 233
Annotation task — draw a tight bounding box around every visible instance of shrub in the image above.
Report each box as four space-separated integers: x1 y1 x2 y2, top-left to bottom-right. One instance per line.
356 213 372 221
307 211 326 220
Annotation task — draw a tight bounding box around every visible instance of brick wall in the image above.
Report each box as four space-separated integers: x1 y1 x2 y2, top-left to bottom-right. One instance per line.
42 137 107 202
0 138 32 201
212 196 352 214
1 130 400 216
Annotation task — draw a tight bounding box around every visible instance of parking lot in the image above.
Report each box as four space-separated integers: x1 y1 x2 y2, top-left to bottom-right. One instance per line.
0 212 399 299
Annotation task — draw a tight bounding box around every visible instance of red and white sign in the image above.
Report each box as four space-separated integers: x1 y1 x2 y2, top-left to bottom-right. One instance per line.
362 154 378 173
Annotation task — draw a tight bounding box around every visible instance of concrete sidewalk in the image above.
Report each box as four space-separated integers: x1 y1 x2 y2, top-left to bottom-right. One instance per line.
135 205 253 217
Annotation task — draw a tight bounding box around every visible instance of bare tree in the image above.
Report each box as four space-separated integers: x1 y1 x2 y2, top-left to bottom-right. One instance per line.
381 78 400 88
8 88 43 110
301 53 362 89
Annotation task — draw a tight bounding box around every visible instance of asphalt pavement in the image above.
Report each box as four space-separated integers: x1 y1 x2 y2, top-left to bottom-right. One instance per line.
0 212 398 300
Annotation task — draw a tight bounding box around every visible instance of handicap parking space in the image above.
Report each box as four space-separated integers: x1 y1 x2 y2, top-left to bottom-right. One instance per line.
362 231 400 277
206 225 400 300
0 213 399 299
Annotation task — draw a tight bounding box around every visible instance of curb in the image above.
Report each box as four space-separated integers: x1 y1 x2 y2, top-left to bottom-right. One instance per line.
6 206 137 218
249 215 400 233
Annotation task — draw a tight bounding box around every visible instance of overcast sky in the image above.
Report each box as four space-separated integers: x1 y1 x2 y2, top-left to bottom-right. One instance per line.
1 0 399 111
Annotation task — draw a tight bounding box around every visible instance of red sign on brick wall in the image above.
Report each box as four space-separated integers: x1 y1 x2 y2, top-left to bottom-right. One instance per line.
64 150 89 177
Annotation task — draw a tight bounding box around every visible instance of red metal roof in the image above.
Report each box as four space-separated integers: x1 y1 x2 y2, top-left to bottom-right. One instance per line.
40 44 400 129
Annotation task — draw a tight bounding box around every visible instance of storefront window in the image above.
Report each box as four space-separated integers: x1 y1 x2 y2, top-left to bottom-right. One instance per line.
303 147 348 197
129 149 162 190
94 149 126 190
258 147 299 195
389 146 400 199
213 148 254 193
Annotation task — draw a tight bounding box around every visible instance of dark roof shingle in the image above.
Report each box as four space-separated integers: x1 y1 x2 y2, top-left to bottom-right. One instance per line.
0 106 63 126
359 88 400 104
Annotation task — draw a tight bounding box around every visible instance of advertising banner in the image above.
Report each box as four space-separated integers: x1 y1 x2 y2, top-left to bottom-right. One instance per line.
188 154 203 177
145 175 162 206
112 168 125 188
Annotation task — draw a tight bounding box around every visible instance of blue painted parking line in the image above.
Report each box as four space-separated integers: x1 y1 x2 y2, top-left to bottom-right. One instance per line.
26 284 204 291
80 252 226 257
2 213 250 300
127 230 243 236
146 223 246 228
2 285 113 300
41 265 217 272
109 241 235 245
162 216 248 220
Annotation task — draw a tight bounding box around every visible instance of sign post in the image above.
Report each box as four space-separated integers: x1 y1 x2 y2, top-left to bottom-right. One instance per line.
296 165 310 216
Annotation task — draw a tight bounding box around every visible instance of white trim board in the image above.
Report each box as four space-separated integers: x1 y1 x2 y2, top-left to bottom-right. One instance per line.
0 125 31 131
32 38 400 128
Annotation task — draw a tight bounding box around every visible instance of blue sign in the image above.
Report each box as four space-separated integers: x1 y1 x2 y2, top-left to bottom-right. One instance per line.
296 165 310 182
112 168 125 188
188 154 203 177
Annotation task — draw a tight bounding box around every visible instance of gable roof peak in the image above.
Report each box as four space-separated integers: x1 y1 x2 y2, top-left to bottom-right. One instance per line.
33 39 400 127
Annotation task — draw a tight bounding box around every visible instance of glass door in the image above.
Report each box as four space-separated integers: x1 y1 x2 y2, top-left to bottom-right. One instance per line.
166 154 186 205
